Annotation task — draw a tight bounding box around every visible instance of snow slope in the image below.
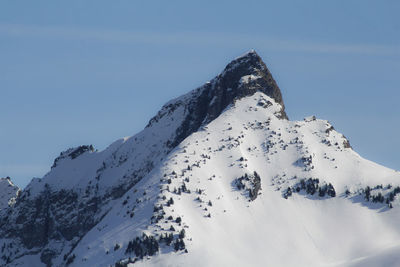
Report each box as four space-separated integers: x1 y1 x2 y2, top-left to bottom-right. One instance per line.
53 93 400 267
1 51 400 267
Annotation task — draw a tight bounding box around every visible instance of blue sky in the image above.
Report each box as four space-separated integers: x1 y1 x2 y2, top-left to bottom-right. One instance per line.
1 1 399 188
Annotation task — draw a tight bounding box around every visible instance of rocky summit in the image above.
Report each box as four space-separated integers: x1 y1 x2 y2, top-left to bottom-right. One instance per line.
1 51 400 267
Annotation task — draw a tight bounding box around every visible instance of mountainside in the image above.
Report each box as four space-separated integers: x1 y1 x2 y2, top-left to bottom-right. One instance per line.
0 177 20 211
1 51 400 267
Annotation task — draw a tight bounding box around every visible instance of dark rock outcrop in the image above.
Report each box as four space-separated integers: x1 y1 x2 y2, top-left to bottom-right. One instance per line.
0 177 20 210
235 171 262 201
52 145 94 169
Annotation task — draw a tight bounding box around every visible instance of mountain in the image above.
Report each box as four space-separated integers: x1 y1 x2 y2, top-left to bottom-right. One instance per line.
1 51 400 267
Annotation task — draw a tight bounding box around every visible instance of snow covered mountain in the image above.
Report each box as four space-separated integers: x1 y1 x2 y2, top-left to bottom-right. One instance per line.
1 51 400 267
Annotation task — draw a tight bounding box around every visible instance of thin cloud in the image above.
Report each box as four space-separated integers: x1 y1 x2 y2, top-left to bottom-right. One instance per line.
0 23 399 56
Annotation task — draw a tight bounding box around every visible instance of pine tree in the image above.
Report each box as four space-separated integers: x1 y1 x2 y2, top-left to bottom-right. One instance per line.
179 229 186 239
365 186 371 201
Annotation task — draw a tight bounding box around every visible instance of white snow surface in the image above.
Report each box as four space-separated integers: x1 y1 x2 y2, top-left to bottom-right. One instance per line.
239 74 262 84
5 92 400 267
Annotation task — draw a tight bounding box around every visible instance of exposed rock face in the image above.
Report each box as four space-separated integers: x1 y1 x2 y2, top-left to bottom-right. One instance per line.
0 177 20 210
211 50 287 121
9 187 82 249
51 145 94 169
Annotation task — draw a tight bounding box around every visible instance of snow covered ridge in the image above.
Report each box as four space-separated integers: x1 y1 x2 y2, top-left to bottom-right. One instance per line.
1 51 400 267
51 145 95 169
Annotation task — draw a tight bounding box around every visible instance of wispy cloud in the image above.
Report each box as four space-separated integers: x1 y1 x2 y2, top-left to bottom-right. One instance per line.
0 23 399 56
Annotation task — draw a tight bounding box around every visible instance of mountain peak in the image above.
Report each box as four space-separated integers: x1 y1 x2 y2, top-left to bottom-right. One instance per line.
147 51 288 148
218 50 286 117
233 49 259 61
222 49 265 77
